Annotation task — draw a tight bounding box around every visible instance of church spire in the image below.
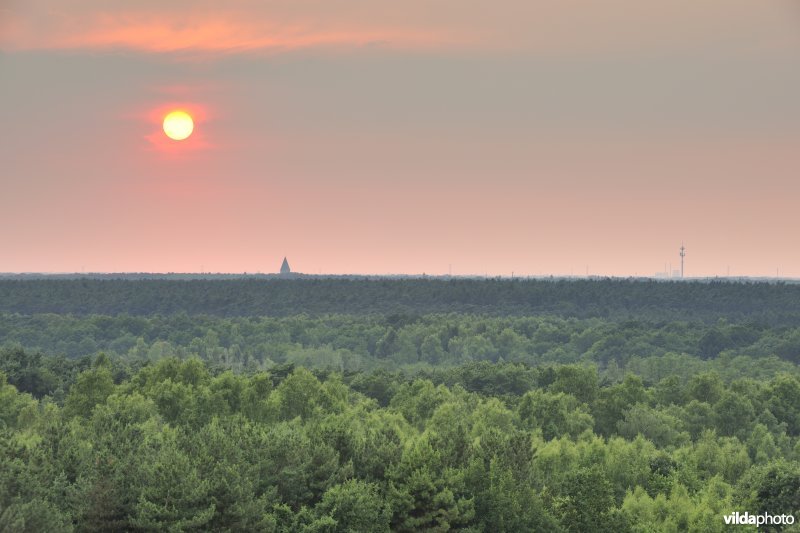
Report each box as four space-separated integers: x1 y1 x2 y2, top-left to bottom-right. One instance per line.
280 257 291 275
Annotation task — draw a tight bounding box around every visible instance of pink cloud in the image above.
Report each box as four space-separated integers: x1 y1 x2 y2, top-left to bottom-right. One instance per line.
1 6 460 54
3 0 798 56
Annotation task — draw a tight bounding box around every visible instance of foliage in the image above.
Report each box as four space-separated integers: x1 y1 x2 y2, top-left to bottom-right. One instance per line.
0 355 798 531
2 279 800 530
1 277 800 323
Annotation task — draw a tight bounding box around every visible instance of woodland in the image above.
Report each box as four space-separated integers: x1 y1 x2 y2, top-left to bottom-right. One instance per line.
1 278 799 531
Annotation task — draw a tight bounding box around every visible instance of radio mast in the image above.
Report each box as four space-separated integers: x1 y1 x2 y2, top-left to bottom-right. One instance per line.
679 243 686 278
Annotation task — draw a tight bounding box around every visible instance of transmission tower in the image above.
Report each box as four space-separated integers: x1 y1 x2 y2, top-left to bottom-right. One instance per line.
679 243 686 278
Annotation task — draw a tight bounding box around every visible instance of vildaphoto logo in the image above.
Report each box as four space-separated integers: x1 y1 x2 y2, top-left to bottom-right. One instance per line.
723 511 795 527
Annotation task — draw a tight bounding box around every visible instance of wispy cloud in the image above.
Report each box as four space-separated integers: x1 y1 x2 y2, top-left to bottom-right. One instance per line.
1 3 461 54
3 0 798 56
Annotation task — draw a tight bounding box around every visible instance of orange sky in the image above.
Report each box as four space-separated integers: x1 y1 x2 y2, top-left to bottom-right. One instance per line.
1 1 799 276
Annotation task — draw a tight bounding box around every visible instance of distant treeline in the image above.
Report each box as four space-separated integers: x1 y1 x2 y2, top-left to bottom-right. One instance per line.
2 313 799 387
1 278 800 323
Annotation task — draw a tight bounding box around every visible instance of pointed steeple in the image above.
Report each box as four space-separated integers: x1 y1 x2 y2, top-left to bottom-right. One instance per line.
280 257 291 275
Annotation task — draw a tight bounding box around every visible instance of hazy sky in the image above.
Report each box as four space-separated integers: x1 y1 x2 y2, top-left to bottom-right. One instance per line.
2 1 799 276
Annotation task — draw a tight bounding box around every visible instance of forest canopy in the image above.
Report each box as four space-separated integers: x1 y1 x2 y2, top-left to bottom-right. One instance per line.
1 277 799 323
1 278 799 531
2 355 800 531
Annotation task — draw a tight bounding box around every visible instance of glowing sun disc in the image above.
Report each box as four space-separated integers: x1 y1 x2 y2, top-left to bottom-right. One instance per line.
163 111 194 141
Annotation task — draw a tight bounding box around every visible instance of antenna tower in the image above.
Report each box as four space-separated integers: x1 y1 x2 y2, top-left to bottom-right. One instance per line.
679 243 686 278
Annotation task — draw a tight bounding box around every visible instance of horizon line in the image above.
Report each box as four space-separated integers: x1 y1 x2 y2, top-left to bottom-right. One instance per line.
0 272 797 283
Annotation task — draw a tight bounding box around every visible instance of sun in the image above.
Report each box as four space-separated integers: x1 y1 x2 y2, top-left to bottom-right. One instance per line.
163 110 194 141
